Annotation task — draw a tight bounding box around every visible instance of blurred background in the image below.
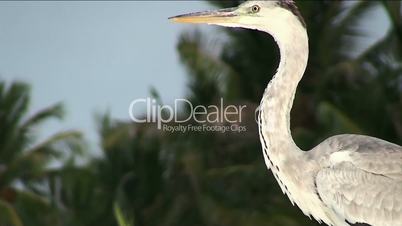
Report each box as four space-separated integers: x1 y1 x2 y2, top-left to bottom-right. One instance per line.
0 1 401 226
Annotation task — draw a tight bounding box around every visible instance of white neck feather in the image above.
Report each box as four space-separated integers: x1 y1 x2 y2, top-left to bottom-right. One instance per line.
251 5 318 213
226 6 336 224
259 8 309 166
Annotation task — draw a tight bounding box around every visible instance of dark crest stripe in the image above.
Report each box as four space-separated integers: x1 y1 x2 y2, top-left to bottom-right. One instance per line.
277 0 306 28
258 107 274 167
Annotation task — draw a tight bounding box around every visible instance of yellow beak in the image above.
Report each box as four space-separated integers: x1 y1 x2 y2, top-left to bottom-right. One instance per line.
169 7 238 24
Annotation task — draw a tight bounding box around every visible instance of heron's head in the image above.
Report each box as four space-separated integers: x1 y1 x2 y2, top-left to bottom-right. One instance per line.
170 0 305 34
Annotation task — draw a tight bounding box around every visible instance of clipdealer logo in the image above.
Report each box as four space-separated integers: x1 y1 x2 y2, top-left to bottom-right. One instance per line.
128 98 248 133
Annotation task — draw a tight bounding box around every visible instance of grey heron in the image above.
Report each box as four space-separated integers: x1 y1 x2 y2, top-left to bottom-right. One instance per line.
170 1 402 226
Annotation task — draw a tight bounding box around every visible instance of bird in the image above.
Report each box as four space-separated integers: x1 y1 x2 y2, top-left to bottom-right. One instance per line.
170 1 402 226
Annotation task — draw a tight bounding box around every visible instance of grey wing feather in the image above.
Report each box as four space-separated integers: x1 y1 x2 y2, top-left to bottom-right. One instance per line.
313 134 402 226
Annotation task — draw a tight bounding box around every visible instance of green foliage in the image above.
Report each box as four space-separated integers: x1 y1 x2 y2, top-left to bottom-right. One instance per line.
0 80 83 226
0 199 23 226
114 202 134 226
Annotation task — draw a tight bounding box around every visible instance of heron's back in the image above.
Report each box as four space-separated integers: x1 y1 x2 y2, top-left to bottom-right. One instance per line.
310 134 402 226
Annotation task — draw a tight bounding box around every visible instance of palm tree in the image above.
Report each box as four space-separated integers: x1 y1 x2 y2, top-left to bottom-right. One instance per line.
46 113 165 226
41 1 401 226
0 80 82 226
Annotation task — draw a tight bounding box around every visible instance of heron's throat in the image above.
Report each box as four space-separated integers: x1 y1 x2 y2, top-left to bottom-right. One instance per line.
259 24 309 160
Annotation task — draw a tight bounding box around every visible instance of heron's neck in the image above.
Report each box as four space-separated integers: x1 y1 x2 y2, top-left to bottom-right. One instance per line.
259 23 309 166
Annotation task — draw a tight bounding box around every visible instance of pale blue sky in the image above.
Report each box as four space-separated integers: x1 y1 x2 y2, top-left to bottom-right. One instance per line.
0 1 211 152
0 1 389 154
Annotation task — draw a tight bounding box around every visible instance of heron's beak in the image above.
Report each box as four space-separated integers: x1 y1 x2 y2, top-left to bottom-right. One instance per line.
169 7 238 24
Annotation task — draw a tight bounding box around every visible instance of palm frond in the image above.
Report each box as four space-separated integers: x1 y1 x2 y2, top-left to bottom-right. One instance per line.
381 1 402 42
178 30 240 103
20 103 64 131
13 189 59 226
0 131 83 186
114 202 134 226
331 1 380 57
0 82 31 161
0 199 24 226
0 82 30 133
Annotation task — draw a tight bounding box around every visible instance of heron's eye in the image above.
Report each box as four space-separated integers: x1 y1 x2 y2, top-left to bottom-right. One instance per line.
251 5 260 13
